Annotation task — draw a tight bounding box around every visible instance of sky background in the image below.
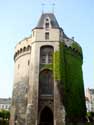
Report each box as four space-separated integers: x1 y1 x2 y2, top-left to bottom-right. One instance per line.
0 0 94 98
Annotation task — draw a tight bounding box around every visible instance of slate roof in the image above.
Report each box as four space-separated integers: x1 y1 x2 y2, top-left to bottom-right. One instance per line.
89 89 94 94
0 98 11 104
36 13 60 28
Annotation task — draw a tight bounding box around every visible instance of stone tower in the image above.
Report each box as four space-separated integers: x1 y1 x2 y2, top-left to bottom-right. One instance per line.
10 13 86 125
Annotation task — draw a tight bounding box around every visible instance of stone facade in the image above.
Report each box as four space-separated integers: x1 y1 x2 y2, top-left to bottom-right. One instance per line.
86 88 94 112
10 13 86 125
0 98 11 110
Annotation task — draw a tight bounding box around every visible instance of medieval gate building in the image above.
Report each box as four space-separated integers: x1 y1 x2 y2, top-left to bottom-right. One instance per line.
10 13 86 125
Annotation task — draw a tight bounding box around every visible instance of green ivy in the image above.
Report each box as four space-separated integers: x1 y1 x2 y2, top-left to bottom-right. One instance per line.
53 42 66 82
71 42 82 54
63 45 86 120
40 41 86 122
53 41 86 121
53 51 61 80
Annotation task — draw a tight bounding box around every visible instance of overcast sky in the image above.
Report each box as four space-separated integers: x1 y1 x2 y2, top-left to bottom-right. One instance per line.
0 0 94 98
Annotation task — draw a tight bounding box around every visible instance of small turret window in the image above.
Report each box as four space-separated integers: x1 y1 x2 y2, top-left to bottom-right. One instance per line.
45 32 49 40
45 17 50 29
45 22 49 28
28 60 30 66
46 18 49 21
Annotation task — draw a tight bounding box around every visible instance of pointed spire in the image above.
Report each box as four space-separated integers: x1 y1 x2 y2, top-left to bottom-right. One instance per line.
36 13 60 28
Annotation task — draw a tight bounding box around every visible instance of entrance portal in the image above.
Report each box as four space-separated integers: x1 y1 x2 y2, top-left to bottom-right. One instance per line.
39 107 53 125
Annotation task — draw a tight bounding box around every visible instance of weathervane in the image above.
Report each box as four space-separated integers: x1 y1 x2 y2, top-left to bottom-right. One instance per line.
52 3 55 13
41 0 56 13
41 3 45 13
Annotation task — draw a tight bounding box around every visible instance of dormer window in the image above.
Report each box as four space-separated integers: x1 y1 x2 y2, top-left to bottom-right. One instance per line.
45 22 49 28
44 17 50 29
46 18 49 21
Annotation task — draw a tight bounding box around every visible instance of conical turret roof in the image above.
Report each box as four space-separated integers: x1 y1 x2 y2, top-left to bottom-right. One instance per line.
36 13 60 28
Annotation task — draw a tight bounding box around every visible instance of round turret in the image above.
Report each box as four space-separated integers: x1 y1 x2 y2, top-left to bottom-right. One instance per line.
13 37 32 84
10 13 86 125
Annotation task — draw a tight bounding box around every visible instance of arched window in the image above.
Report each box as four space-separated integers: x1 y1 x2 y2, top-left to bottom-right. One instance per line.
23 47 26 52
27 45 31 51
39 70 53 95
20 48 22 53
40 46 54 64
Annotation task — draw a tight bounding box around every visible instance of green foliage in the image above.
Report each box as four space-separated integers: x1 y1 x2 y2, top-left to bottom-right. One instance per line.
0 110 10 120
53 41 86 121
63 44 90 122
87 112 91 117
53 51 61 80
0 110 10 125
63 45 86 120
40 41 86 121
87 112 94 122
53 42 66 82
71 42 82 54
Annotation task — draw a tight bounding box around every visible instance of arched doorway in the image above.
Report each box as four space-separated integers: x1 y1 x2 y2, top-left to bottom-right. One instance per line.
39 107 53 125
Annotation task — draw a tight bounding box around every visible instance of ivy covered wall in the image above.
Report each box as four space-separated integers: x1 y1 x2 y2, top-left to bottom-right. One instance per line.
53 42 86 122
39 41 86 122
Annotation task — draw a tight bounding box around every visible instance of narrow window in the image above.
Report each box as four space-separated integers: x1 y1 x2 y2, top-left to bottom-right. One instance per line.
28 60 30 66
45 32 49 40
46 18 49 21
23 47 26 52
6 105 7 109
27 45 31 51
45 23 49 28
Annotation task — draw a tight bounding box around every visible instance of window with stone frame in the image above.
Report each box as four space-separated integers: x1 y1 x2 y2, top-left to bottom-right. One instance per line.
45 32 49 40
45 17 50 29
39 70 53 95
40 46 54 64
45 22 49 29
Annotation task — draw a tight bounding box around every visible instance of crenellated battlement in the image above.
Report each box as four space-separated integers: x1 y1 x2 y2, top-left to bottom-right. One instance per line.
64 44 83 59
14 36 32 61
14 45 31 61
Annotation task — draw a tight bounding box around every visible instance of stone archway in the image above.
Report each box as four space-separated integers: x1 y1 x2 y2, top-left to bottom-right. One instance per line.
39 106 53 125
